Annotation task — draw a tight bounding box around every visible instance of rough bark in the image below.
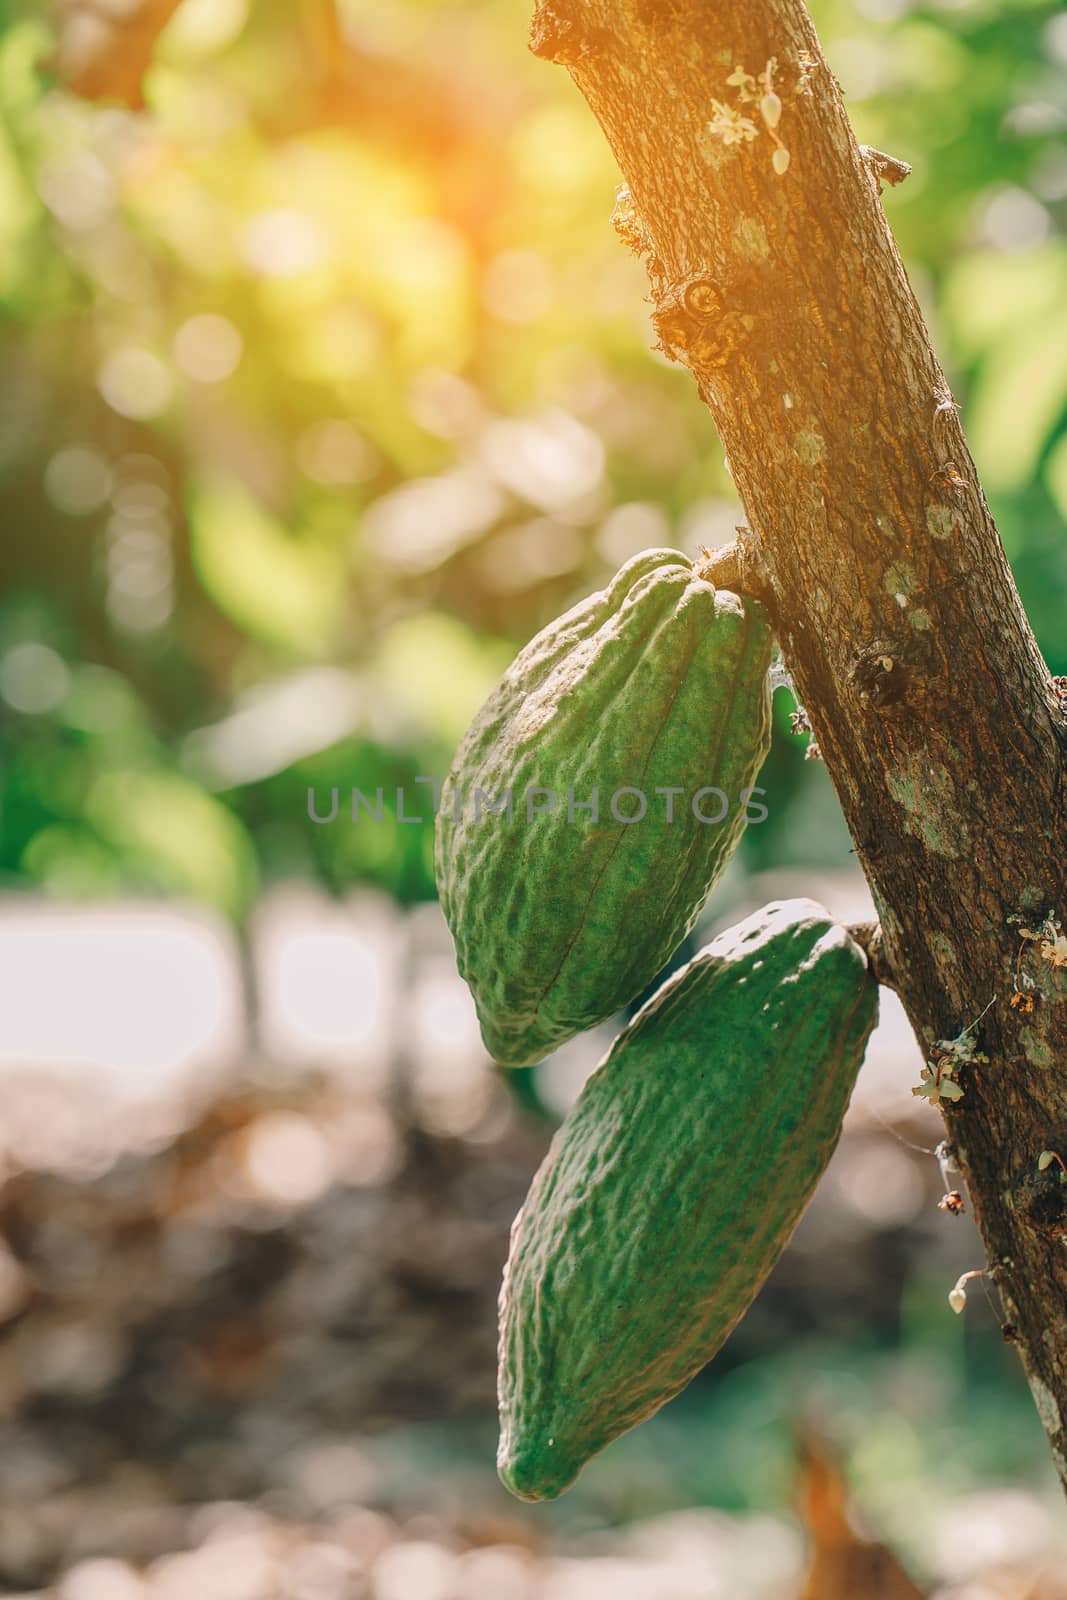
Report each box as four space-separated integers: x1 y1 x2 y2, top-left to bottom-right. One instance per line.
530 0 1067 1486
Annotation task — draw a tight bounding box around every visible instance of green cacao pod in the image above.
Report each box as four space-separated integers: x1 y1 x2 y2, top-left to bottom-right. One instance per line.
497 898 878 1502
435 549 773 1067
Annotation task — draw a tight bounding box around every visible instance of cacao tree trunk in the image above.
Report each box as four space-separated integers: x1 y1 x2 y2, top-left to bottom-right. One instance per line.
529 0 1067 1488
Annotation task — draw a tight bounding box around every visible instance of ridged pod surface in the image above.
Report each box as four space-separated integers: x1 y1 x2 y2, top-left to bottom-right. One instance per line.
435 549 773 1066
497 898 878 1502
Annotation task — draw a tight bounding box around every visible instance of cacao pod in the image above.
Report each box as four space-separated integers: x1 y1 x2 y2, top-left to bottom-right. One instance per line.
497 898 878 1502
435 549 773 1067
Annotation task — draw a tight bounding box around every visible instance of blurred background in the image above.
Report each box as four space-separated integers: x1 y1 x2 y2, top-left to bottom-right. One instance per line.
1 0 1067 1595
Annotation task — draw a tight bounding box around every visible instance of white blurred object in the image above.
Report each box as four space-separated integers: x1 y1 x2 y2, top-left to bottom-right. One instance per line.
236 1111 335 1208
254 887 401 1088
44 443 113 514
829 1136 927 1227
57 1558 147 1600
0 899 243 1097
0 643 69 715
372 1540 459 1600
482 249 554 324
276 1441 378 1514
477 517 581 590
980 186 1051 254
325 1099 403 1186
161 0 250 58
480 409 605 514
282 1540 362 1600
537 1022 619 1118
678 497 744 554
596 501 672 567
241 210 328 278
407 369 486 441
97 346 173 420
183 667 364 787
174 314 243 383
37 150 116 232
409 955 492 1136
616 1510 803 1600
849 986 928 1130
150 1536 277 1600
297 420 376 485
361 470 505 573
162 1510 280 1599
457 1545 534 1600
927 1488 1055 1582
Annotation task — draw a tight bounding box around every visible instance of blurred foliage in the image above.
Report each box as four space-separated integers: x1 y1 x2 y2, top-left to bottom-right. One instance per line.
0 0 1066 920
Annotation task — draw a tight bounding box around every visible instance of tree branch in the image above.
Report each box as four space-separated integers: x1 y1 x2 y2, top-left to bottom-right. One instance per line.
533 0 1067 1486
692 533 769 600
847 921 897 992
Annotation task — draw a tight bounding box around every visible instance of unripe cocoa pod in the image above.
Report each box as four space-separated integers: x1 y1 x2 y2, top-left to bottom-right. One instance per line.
497 898 878 1502
435 549 773 1066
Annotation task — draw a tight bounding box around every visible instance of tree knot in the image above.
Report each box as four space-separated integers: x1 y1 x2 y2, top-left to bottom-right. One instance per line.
651 272 748 375
1011 1166 1067 1242
530 3 613 65
847 632 938 711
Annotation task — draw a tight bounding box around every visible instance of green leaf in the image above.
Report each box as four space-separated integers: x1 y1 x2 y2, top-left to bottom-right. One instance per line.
188 476 345 654
374 613 513 747
969 315 1067 493
942 247 1067 360
87 769 258 920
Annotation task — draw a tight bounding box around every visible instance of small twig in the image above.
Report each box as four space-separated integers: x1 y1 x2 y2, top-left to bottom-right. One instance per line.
859 145 912 193
693 534 771 601
847 919 897 991
694 540 742 590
